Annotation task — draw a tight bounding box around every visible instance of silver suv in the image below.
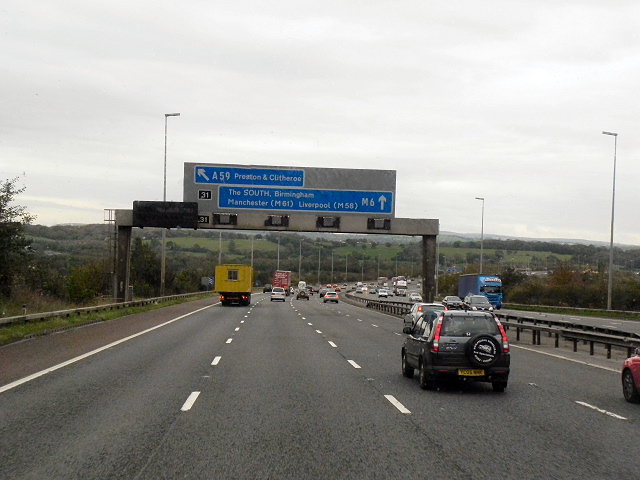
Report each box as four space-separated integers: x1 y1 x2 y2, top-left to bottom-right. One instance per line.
401 310 510 392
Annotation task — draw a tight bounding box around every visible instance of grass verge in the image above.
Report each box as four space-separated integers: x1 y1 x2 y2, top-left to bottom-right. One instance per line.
0 294 215 347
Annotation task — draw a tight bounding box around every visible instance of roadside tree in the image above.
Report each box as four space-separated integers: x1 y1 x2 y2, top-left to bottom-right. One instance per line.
0 178 36 297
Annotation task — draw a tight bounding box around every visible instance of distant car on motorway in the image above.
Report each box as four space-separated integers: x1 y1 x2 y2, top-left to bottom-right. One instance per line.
355 287 363 294
270 287 286 302
263 283 272 293
442 295 464 310
402 310 510 392
464 295 494 311
622 348 640 403
408 293 423 302
378 288 389 298
296 289 309 300
323 291 339 303
319 288 328 298
403 302 443 329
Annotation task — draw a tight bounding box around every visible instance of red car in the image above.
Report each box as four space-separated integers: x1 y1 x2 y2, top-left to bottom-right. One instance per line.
622 348 640 403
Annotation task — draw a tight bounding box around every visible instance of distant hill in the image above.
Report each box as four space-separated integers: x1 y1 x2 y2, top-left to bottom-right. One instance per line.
439 231 615 249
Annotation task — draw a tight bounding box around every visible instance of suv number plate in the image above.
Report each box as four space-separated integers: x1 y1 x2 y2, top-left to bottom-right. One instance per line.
458 369 485 376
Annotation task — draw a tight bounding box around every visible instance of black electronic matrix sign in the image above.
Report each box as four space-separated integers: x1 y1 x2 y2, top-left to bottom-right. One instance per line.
132 201 199 229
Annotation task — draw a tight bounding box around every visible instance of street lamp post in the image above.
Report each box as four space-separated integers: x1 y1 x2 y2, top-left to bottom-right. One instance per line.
345 253 348 282
317 247 321 286
603 131 618 310
475 197 485 274
251 235 254 268
161 112 180 297
298 239 302 281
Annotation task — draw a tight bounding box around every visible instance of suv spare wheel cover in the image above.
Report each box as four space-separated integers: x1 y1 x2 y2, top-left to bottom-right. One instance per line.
466 334 500 367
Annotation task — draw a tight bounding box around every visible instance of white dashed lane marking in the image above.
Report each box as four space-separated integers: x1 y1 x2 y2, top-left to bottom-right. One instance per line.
181 391 201 412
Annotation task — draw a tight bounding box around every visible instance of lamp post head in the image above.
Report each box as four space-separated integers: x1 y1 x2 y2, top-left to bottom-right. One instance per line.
602 131 617 136
166 113 181 117
475 197 484 201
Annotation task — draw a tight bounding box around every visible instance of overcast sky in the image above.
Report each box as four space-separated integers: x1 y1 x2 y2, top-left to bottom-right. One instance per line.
3 1 640 244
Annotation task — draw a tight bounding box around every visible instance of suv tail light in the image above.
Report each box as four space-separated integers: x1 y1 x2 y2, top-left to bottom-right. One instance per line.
431 318 443 352
496 318 509 353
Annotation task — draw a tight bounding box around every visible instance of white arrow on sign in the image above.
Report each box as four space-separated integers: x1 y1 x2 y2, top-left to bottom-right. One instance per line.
197 168 210 181
378 195 387 210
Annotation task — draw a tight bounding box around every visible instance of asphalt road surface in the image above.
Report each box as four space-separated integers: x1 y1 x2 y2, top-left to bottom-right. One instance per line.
1 294 639 479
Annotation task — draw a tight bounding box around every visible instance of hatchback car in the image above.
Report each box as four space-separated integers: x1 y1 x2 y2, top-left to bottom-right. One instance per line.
378 288 389 298
270 287 286 302
622 348 640 403
402 310 510 392
464 295 494 312
262 283 272 293
408 293 423 302
323 291 339 303
442 295 464 309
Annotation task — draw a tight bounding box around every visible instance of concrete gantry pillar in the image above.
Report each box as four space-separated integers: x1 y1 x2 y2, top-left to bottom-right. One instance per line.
422 235 437 302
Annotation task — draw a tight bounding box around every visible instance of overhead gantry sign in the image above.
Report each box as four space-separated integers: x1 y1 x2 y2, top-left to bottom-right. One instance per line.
114 163 438 302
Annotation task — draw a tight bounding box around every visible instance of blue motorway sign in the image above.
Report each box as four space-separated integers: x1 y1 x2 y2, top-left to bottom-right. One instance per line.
218 186 393 214
194 166 304 187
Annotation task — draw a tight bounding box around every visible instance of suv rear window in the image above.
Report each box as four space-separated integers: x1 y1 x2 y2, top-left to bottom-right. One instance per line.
440 314 498 336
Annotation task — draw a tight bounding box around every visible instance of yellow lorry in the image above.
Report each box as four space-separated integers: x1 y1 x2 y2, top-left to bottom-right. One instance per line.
214 264 253 306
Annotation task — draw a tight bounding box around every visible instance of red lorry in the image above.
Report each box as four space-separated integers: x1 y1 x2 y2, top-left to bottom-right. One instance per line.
272 270 292 296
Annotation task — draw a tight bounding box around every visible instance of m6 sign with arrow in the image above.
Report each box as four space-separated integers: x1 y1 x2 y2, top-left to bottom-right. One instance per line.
184 163 396 217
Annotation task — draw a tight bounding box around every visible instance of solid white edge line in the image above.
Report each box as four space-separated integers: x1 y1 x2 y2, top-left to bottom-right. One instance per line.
575 401 627 420
181 391 201 411
385 394 411 414
512 345 619 372
348 360 361 369
0 304 216 395
211 356 222 365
